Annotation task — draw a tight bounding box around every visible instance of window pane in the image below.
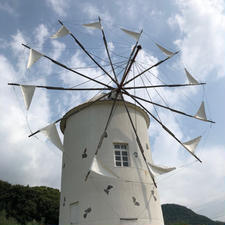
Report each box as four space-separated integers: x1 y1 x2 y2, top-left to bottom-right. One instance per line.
123 162 129 167
121 144 127 149
114 144 120 149
122 151 127 156
116 161 121 166
123 156 128 161
115 156 121 161
115 151 120 155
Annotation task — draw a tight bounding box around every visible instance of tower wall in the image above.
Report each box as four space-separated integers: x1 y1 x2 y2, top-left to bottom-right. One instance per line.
59 100 164 225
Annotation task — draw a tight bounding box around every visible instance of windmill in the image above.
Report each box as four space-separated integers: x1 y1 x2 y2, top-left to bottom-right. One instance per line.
8 18 215 225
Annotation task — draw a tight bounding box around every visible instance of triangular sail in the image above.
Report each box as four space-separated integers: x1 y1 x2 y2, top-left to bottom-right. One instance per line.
20 85 35 110
27 49 42 69
120 28 141 41
183 136 201 153
195 102 207 121
41 123 64 151
51 25 70 38
83 22 102 30
155 43 175 56
184 68 199 85
148 163 176 175
90 156 118 178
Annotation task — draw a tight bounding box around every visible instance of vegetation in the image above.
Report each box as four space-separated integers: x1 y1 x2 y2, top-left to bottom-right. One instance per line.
162 204 225 225
0 180 59 225
0 179 224 225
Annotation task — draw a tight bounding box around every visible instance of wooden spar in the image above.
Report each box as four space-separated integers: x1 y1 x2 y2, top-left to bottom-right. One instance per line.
119 45 142 88
122 91 215 123
123 83 206 89
124 51 179 86
22 44 113 89
121 96 157 188
84 91 120 182
28 91 115 138
8 83 110 91
98 17 118 83
58 20 118 86
123 89 202 163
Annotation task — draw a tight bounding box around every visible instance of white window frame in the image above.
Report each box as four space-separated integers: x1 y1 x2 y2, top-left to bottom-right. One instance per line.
114 143 130 167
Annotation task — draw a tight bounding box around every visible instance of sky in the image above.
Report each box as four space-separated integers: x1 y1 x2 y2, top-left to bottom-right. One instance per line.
0 0 225 222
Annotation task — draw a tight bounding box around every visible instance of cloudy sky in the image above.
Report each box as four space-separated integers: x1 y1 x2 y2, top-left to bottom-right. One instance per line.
0 0 224 222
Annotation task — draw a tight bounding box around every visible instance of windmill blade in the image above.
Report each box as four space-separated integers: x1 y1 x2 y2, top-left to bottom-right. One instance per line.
40 123 64 151
51 25 70 38
120 28 142 41
22 44 112 89
83 21 102 30
195 102 207 121
155 43 176 57
184 68 199 85
27 49 42 69
182 136 202 154
123 89 202 162
20 85 35 110
148 163 176 175
89 156 119 179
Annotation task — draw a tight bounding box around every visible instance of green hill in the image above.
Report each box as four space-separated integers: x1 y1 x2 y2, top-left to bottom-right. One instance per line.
0 179 224 225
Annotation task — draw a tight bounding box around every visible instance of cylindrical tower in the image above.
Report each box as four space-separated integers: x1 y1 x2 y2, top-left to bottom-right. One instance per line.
59 96 164 225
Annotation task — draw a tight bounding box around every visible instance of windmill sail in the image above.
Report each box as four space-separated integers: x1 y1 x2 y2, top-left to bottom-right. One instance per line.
20 85 35 110
41 123 64 151
148 163 176 175
90 156 118 179
51 25 70 38
83 22 102 30
183 136 201 153
195 102 207 121
27 49 42 69
184 68 199 84
120 28 141 41
155 43 175 56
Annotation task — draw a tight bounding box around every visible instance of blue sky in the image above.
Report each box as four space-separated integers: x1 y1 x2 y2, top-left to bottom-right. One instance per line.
0 0 225 222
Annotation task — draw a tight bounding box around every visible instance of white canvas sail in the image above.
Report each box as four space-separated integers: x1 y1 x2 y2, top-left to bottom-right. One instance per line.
90 156 118 178
120 28 141 41
27 49 42 69
155 43 174 56
195 102 207 121
83 22 102 30
184 68 199 85
148 163 176 175
183 136 201 153
51 25 70 38
41 123 64 151
20 85 35 110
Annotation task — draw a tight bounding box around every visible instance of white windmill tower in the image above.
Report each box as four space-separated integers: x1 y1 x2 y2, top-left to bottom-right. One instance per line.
8 18 215 225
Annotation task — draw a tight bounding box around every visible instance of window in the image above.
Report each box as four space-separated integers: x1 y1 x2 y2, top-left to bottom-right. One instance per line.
114 143 129 167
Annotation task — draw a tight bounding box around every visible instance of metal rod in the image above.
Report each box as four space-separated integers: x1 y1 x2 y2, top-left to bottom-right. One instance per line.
99 17 118 83
121 96 157 187
123 89 202 163
123 91 215 123
8 83 110 91
22 44 113 89
124 51 179 86
58 20 118 86
123 83 206 89
119 45 142 88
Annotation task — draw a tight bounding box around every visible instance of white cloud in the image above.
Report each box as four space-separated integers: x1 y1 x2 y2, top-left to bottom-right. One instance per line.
46 0 71 17
169 0 225 79
0 2 16 15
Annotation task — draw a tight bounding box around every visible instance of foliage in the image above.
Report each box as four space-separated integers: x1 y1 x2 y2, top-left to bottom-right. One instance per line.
0 180 59 225
162 204 225 225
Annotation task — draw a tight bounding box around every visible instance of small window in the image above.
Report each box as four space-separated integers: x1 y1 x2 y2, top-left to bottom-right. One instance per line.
114 143 130 167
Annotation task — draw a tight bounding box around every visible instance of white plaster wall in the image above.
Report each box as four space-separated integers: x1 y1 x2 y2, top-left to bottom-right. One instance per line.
59 100 164 225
